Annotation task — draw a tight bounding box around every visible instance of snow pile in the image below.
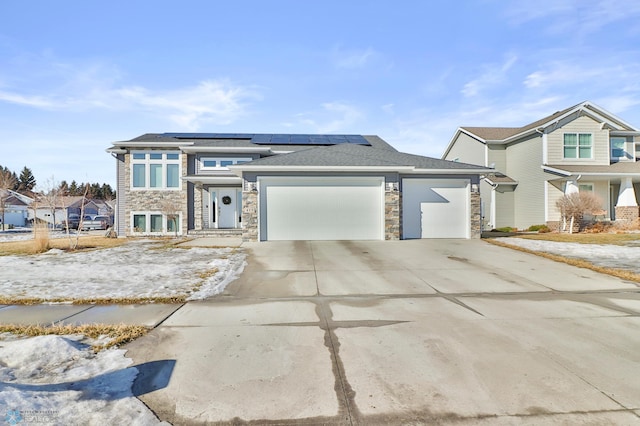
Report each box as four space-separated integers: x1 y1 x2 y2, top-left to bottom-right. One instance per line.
496 237 640 274
0 241 246 302
0 335 168 424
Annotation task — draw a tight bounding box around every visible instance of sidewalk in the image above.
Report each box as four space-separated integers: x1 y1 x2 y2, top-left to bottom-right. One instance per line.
0 303 183 327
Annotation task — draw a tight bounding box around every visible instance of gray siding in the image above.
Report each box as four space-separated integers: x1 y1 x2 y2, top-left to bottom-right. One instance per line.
487 145 506 170
444 132 486 165
505 135 546 228
495 190 514 228
547 115 610 165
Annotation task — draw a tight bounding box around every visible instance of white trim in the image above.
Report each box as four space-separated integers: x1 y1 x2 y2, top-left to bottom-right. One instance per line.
541 165 573 176
229 165 491 177
183 176 242 185
130 150 182 191
562 132 594 160
542 132 548 164
544 182 548 222
200 157 252 170
131 211 182 235
181 146 273 153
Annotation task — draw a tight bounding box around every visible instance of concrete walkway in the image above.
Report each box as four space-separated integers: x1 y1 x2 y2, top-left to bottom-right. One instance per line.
125 239 640 425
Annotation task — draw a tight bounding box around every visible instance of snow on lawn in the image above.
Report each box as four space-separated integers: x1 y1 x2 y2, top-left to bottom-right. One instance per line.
496 237 640 274
0 240 246 302
0 334 169 425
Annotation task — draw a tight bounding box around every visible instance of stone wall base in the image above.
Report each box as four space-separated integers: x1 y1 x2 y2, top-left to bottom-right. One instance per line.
615 206 640 222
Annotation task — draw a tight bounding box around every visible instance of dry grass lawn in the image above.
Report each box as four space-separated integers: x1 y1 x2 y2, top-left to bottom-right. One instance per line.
0 235 128 256
0 323 149 351
514 232 640 246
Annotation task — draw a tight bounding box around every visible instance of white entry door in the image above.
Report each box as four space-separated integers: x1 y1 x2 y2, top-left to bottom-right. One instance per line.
218 188 237 228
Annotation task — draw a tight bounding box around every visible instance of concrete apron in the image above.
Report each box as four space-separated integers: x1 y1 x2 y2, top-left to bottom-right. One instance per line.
125 239 640 425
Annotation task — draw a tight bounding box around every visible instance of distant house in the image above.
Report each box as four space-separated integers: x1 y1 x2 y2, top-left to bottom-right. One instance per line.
0 189 33 228
32 196 114 228
107 133 491 240
442 101 640 230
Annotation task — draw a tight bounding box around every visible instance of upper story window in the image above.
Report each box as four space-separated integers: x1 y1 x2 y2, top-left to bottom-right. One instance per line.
131 151 181 189
610 137 626 159
200 157 252 170
563 133 592 159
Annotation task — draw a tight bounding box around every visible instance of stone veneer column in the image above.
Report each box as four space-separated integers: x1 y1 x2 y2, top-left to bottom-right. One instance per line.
615 206 640 223
385 184 400 240
470 191 481 238
242 185 259 241
193 184 203 231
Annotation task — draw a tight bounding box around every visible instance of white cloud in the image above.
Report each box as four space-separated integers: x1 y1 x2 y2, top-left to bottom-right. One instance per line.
461 54 518 97
0 56 260 131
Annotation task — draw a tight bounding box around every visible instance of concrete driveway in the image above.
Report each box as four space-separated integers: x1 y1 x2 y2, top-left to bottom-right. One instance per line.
125 239 640 425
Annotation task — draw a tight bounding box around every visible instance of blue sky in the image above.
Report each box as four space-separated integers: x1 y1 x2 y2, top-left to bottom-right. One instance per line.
1 0 640 188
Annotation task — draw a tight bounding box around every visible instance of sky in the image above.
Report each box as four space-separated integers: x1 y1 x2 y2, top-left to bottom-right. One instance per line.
1 0 640 188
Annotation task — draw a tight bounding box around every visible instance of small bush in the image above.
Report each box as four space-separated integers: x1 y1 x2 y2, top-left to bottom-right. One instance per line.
493 227 517 233
537 226 551 233
583 221 613 234
527 224 547 232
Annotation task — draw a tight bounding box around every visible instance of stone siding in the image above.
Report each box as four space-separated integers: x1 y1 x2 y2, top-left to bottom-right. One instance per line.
242 187 259 241
193 184 203 231
470 191 481 238
123 152 188 236
385 188 400 240
615 206 640 222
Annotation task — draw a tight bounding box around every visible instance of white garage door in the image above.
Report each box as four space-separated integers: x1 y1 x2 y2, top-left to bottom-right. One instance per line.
260 177 384 241
403 178 470 239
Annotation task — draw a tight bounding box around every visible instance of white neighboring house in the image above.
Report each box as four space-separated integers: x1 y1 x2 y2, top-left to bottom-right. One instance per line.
0 189 33 228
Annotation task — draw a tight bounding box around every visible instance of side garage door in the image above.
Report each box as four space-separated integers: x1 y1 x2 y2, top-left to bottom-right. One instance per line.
402 178 470 239
260 177 384 241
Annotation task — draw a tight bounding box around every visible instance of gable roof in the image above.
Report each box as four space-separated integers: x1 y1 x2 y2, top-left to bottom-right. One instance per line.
444 101 639 158
230 143 490 174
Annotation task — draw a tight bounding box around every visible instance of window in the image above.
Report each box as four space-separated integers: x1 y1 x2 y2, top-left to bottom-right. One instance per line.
200 157 252 170
131 212 181 234
611 137 626 159
578 183 594 192
563 133 592 159
131 151 181 189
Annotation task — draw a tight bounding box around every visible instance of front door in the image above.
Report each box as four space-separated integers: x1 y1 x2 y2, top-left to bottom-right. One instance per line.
218 188 237 228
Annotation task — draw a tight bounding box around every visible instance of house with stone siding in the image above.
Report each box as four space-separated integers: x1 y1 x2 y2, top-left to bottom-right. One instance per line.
443 101 640 230
107 133 490 241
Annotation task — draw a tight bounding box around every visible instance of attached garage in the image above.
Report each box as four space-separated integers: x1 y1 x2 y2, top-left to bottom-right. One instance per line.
259 177 384 241
402 178 470 239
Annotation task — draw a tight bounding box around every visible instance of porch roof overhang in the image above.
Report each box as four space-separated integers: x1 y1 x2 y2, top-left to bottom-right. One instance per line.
542 163 640 180
182 175 242 185
484 173 518 186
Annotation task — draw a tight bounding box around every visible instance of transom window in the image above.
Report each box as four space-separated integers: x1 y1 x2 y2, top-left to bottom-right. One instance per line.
200 157 252 170
563 133 593 159
611 137 626 159
131 151 181 189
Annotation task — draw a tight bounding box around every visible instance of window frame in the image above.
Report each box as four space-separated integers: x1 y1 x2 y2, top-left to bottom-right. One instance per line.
130 151 182 190
131 211 182 235
610 136 627 159
563 133 593 159
200 157 252 170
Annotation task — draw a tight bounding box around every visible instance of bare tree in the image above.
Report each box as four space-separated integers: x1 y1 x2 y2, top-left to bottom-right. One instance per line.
0 169 17 230
160 197 181 238
556 192 603 233
38 176 63 229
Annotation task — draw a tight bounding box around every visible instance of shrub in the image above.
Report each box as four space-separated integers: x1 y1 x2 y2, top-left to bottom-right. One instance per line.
527 224 548 232
493 226 516 233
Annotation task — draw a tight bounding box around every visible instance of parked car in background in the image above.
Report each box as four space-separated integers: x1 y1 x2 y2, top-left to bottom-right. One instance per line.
81 215 113 231
64 214 81 230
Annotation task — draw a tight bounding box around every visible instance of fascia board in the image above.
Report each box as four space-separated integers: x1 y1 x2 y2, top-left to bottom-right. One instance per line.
541 165 572 176
228 165 415 173
583 101 640 131
182 175 242 184
405 168 493 175
111 141 194 148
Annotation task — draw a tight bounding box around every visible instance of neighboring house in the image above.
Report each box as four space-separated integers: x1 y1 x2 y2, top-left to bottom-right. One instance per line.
443 101 640 230
31 196 115 228
0 189 33 228
107 133 491 241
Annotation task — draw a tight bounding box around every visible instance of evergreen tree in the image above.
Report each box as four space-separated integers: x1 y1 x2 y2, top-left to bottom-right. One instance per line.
18 167 36 192
69 180 79 195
